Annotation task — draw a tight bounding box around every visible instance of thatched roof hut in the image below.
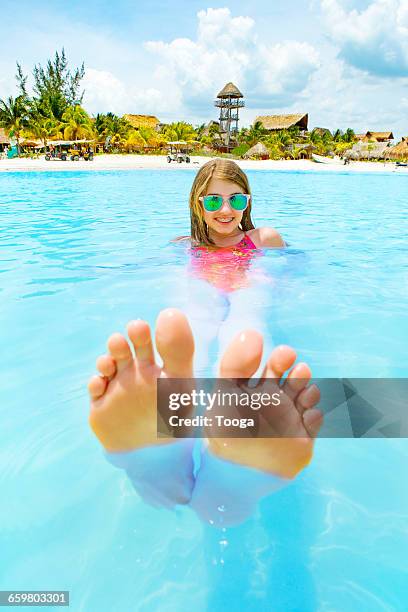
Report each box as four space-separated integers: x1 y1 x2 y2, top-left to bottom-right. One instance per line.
0 128 10 145
123 114 160 130
217 82 243 98
355 134 366 141
255 113 308 131
242 142 270 159
287 142 316 159
311 127 331 138
20 138 43 147
344 141 391 160
201 120 220 137
364 131 394 142
388 137 408 160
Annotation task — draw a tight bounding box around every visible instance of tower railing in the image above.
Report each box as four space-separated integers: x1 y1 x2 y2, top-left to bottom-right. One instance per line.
214 100 245 109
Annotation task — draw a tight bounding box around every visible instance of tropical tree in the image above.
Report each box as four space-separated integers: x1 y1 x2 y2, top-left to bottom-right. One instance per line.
161 121 196 143
94 113 131 146
60 105 94 140
125 129 146 152
0 95 29 152
343 128 356 143
195 123 206 139
242 120 268 146
15 50 85 122
26 114 62 148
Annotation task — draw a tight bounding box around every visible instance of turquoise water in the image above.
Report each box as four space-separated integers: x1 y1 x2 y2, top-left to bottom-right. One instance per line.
1 169 407 611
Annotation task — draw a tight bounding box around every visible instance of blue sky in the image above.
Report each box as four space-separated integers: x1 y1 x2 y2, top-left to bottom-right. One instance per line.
1 1 407 136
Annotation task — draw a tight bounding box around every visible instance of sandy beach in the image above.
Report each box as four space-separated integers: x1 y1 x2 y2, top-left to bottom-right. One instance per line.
0 154 404 174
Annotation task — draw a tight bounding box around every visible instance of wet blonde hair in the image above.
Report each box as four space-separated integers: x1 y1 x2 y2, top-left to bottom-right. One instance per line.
189 159 255 246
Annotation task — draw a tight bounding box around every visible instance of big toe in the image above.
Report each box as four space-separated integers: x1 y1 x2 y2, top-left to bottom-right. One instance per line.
219 329 263 378
155 308 194 377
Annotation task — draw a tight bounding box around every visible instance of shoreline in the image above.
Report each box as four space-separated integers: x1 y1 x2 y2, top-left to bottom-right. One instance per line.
0 154 405 174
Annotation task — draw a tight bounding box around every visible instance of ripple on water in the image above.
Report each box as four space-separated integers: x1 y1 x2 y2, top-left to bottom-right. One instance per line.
1 169 407 610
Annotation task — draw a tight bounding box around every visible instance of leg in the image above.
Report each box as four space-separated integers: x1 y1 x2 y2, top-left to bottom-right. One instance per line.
179 276 229 376
190 331 322 527
88 309 196 508
215 285 273 378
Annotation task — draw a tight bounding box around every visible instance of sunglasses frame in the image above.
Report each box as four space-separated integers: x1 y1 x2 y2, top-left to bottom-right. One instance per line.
199 193 251 212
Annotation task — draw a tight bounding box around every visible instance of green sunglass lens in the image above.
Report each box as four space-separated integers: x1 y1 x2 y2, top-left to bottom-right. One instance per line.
203 196 222 211
230 194 248 210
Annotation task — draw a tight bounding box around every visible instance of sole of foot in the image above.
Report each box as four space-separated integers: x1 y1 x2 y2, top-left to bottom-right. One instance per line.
88 308 194 452
206 330 323 479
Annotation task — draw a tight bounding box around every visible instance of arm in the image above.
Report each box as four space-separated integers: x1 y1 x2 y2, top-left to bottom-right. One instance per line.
170 236 191 243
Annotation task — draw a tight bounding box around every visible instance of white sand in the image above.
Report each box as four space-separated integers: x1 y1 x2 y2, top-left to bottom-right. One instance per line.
0 154 404 174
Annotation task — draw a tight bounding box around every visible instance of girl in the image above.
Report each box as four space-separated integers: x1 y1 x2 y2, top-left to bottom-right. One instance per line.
176 158 286 377
88 159 322 527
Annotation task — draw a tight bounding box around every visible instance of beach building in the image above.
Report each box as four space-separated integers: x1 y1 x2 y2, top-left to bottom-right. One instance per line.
243 142 270 160
354 131 394 142
0 128 10 152
214 82 244 151
388 137 408 160
255 113 308 133
285 142 315 159
123 114 161 132
201 120 220 137
345 141 392 160
311 127 331 138
364 131 394 142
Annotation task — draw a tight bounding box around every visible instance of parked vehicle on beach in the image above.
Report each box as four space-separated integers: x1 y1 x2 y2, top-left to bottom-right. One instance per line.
167 141 191 163
45 140 94 161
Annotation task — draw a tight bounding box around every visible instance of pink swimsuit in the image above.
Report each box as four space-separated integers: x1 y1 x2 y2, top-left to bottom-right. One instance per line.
189 233 260 293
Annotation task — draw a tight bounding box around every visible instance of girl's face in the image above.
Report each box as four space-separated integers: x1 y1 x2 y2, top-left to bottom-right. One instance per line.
202 177 248 236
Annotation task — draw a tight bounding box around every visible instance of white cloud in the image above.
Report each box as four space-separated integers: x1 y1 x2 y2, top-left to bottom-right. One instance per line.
145 8 320 111
320 0 408 76
82 68 181 116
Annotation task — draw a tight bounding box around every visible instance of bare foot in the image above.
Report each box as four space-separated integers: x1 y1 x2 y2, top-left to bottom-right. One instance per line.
88 309 194 452
207 330 323 479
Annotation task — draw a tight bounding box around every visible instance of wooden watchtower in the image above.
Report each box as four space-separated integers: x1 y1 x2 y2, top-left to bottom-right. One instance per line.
214 82 244 151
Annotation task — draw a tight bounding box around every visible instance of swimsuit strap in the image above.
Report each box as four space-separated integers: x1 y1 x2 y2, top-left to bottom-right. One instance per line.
241 232 257 249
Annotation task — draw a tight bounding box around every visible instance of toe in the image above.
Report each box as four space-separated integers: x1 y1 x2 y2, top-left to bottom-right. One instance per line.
127 320 155 368
303 408 324 438
296 383 321 414
219 330 263 378
155 308 194 377
96 354 117 379
88 375 108 400
262 345 297 380
283 362 312 401
107 333 133 372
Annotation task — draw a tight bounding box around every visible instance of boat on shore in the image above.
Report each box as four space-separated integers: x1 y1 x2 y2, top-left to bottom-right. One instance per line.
312 153 343 165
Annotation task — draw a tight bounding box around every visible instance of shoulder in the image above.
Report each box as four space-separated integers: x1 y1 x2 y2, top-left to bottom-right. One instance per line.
247 227 285 248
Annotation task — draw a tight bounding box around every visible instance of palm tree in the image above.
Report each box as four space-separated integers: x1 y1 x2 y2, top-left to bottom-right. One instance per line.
161 122 196 143
125 129 146 152
0 95 29 153
244 121 268 146
60 105 94 140
195 123 206 140
343 128 355 143
26 114 62 149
